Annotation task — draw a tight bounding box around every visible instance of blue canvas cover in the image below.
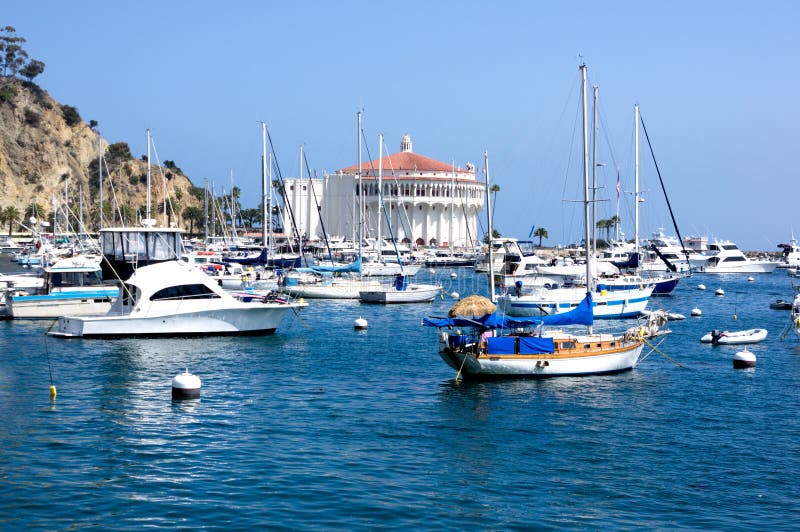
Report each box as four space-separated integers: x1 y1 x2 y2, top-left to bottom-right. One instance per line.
487 336 516 354
422 292 593 329
518 336 555 354
309 256 362 274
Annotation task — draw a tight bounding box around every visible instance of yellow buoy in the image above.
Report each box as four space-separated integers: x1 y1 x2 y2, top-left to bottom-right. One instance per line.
49 385 57 401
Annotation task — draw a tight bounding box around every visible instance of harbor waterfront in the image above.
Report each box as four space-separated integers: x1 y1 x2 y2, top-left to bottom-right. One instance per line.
1 258 799 528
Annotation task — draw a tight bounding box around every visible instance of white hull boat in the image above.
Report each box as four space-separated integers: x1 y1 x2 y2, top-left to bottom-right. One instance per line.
438 332 644 378
282 278 382 299
497 284 653 318
8 256 118 319
50 260 304 338
359 282 441 304
791 293 800 339
700 240 777 274
700 328 768 345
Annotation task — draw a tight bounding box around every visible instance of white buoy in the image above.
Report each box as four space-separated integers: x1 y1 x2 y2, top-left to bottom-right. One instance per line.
428 268 436 274
691 307 702 316
450 291 459 299
732 349 756 369
172 369 201 399
354 316 368 330
450 272 457 278
698 284 706 290
715 288 725 296
747 276 755 282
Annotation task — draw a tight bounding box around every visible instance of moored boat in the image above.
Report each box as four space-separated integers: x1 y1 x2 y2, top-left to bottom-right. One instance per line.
700 328 768 345
8 255 118 319
49 260 305 338
359 274 440 304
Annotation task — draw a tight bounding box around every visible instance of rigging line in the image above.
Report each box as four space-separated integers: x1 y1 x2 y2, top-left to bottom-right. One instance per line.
264 127 308 266
642 337 685 367
379 140 418 248
360 130 403 267
44 319 56 387
381 149 414 239
638 112 691 264
148 139 179 225
302 151 334 265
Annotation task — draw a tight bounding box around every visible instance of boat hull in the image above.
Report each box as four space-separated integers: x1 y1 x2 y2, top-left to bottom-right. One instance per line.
9 289 118 319
283 280 382 299
359 284 440 304
50 304 298 338
439 343 644 379
497 287 652 318
701 262 777 274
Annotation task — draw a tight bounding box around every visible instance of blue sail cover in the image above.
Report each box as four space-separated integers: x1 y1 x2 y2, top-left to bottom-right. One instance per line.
304 256 362 274
423 292 594 329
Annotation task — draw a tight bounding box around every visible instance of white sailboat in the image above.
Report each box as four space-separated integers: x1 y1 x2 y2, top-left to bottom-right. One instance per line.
281 112 386 299
496 86 654 319
358 133 440 304
424 69 656 379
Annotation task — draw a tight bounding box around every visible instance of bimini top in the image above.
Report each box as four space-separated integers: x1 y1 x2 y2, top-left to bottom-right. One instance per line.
424 292 594 329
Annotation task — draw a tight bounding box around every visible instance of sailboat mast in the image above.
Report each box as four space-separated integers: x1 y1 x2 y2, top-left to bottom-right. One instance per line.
591 84 598 256
268 152 273 251
450 160 455 254
203 179 208 241
230 169 236 240
634 104 640 254
98 130 103 230
378 133 383 256
146 128 151 222
580 64 593 335
261 122 268 247
485 151 495 302
298 145 303 241
357 111 363 259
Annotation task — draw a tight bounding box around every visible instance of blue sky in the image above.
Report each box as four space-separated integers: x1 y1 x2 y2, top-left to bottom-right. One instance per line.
6 1 797 249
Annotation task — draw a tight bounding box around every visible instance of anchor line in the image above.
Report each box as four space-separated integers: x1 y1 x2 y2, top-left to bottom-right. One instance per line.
642 337 685 368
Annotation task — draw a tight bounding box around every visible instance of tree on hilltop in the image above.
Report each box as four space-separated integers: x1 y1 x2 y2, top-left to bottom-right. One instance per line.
19 59 44 81
0 26 45 81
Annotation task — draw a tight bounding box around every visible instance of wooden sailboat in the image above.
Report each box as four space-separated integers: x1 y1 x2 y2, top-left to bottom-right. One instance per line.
424 65 656 379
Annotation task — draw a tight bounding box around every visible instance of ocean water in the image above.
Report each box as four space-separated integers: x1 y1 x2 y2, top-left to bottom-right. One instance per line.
1 261 799 530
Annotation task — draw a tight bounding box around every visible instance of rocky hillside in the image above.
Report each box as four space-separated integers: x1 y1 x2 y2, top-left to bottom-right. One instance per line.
0 76 203 232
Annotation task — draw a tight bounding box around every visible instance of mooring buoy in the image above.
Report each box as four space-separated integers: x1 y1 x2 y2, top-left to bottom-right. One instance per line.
691 307 702 317
172 369 201 399
733 349 756 369
354 316 368 330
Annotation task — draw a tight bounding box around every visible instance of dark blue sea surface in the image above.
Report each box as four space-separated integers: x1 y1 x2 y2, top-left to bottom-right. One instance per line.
1 261 799 529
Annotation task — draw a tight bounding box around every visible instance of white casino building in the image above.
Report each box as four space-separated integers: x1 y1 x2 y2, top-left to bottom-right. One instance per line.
281 135 485 248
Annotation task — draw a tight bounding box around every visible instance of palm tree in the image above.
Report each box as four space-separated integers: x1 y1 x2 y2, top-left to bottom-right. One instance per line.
596 219 612 243
2 206 20 235
182 206 203 238
24 202 45 223
608 215 621 241
533 227 549 247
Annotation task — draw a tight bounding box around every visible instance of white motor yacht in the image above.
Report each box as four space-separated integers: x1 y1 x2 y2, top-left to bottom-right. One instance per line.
50 260 305 338
700 240 777 274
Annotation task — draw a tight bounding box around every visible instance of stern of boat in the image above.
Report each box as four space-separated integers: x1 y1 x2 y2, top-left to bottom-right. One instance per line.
49 316 86 338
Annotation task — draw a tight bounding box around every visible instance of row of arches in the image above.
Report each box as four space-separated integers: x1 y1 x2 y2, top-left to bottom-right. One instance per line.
356 182 483 199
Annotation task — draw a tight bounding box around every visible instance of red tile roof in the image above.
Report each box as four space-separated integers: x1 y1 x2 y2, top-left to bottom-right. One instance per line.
339 151 468 174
